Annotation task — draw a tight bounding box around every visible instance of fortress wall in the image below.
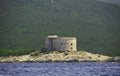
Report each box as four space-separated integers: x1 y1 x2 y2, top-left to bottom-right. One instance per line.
53 38 76 51
45 35 77 51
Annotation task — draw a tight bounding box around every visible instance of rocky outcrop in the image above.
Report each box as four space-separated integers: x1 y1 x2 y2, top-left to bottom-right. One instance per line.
0 51 120 63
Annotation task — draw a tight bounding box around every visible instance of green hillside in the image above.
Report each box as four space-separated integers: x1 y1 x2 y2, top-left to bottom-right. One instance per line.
0 0 120 56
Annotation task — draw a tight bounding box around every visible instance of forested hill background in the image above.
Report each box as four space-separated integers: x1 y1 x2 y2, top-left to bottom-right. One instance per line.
97 0 120 6
0 0 120 56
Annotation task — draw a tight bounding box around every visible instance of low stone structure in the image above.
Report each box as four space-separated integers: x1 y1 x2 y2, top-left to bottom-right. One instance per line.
45 35 77 51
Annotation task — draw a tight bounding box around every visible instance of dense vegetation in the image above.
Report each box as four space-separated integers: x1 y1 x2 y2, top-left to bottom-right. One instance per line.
0 49 35 56
0 0 120 56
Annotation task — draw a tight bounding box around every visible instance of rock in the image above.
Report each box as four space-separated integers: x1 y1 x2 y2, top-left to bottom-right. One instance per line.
0 51 120 63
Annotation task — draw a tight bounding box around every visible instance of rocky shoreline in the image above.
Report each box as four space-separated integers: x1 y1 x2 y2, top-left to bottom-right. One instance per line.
0 51 120 63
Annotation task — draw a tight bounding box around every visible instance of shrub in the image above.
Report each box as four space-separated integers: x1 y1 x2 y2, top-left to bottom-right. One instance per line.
40 48 49 53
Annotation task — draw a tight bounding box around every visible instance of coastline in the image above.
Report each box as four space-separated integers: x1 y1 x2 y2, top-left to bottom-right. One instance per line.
0 51 120 63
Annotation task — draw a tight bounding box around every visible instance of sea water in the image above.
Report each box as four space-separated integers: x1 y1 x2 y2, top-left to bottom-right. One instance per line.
0 62 120 76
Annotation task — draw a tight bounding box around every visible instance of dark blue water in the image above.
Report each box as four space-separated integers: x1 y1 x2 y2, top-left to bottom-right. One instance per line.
0 62 120 76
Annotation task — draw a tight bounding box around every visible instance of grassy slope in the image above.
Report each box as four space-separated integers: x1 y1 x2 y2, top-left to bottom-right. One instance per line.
0 0 120 56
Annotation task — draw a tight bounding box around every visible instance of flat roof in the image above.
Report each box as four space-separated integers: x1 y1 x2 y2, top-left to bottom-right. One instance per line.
47 35 76 39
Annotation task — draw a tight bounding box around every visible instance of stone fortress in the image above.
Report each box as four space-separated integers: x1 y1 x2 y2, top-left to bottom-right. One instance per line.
45 35 77 51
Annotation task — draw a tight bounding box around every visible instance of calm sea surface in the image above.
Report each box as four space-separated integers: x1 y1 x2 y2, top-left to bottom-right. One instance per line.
0 62 120 76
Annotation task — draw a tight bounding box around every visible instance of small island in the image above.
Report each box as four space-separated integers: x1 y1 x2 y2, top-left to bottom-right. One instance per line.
0 50 120 63
0 35 120 63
